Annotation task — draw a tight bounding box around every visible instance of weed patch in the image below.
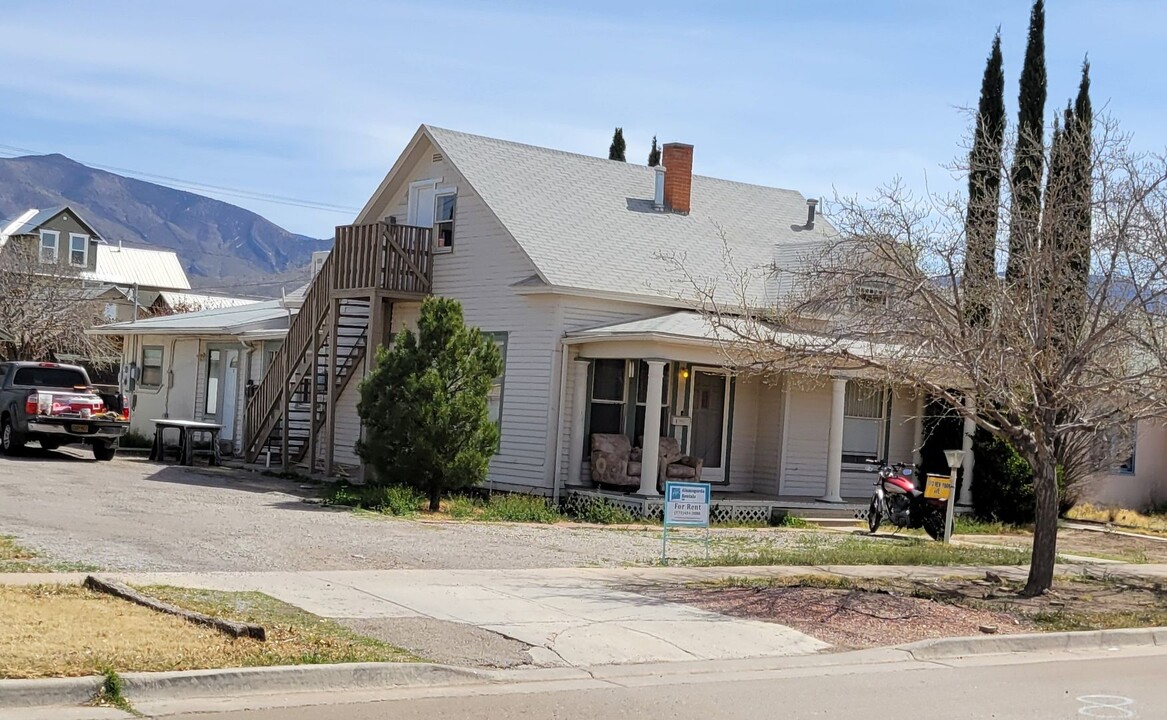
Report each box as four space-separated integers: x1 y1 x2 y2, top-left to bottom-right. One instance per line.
678 534 1033 567
479 493 563 523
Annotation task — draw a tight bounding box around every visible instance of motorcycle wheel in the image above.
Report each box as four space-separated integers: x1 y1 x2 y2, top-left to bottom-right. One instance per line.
922 509 945 541
867 497 882 534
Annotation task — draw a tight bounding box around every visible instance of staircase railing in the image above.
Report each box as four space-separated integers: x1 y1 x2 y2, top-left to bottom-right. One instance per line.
243 222 433 463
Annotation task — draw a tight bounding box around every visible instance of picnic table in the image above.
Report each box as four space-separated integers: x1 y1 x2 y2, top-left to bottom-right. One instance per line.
148 419 223 466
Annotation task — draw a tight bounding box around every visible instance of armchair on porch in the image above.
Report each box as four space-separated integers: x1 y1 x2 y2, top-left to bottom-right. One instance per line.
590 433 704 492
589 433 640 490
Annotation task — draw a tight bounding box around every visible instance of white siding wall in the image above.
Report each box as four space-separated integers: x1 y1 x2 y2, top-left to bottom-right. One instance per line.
332 378 362 466
780 380 920 500
726 376 758 491
357 142 562 491
780 382 832 497
887 388 921 466
752 377 784 495
126 334 201 437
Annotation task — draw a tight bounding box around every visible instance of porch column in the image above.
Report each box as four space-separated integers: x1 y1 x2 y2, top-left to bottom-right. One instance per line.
958 394 975 507
820 376 847 503
912 392 925 467
567 360 590 487
636 360 667 497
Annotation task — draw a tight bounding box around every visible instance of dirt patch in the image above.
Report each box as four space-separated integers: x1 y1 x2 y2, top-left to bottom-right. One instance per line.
964 528 1167 563
644 573 1167 650
649 583 1029 649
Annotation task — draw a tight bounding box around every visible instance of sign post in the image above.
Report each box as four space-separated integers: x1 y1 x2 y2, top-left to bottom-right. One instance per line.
662 481 711 565
942 449 966 543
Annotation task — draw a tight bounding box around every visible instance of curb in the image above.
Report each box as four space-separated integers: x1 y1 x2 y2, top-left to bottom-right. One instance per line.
0 676 102 709
900 626 1167 660
0 662 488 709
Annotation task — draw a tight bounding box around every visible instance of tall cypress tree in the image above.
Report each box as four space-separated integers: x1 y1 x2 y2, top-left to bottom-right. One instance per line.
648 136 661 167
608 128 627 161
1005 0 1047 282
1063 61 1093 332
963 32 1006 326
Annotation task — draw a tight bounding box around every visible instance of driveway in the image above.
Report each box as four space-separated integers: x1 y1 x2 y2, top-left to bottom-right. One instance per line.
0 450 789 572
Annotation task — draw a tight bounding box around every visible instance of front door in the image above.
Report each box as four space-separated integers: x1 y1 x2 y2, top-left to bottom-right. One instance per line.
203 346 239 442
690 370 728 483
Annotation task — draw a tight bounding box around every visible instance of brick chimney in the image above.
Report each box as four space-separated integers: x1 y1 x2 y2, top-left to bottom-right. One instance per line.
661 143 693 214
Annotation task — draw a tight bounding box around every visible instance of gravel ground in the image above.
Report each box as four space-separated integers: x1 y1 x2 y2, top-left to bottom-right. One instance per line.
0 450 820 572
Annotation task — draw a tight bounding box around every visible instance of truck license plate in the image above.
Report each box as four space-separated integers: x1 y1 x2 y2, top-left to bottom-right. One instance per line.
70 424 89 433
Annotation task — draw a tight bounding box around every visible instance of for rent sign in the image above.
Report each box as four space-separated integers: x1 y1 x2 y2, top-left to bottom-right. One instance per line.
664 481 711 527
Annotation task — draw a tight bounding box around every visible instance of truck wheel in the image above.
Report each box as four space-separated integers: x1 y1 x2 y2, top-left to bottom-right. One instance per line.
1 418 26 456
93 442 117 461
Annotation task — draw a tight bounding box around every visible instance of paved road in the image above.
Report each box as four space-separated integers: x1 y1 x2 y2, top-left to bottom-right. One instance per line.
143 649 1167 719
0 451 803 572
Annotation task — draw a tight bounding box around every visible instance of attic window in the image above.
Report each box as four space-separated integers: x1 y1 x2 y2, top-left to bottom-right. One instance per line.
69 233 89 267
39 230 59 264
432 153 443 163
852 280 890 310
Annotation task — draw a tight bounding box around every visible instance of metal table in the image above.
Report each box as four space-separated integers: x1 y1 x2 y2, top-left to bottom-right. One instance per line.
148 419 223 466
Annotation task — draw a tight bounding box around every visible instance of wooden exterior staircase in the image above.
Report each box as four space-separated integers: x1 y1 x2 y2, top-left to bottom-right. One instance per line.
244 222 433 473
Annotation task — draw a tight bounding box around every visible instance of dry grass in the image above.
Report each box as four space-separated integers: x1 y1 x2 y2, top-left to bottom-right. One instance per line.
0 584 415 679
1066 503 1167 536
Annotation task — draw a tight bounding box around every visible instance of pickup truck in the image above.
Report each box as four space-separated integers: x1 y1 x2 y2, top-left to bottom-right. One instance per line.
0 361 130 460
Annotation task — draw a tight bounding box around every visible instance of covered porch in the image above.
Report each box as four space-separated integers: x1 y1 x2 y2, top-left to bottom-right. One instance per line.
556 312 976 510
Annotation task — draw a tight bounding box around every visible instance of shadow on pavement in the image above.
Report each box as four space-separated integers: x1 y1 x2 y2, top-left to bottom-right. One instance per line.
142 463 323 500
0 445 95 463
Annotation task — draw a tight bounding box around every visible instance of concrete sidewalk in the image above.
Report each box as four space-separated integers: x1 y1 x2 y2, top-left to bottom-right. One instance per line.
6 563 1164 668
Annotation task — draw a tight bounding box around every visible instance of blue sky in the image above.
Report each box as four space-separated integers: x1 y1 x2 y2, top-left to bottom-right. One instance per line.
1 0 1164 238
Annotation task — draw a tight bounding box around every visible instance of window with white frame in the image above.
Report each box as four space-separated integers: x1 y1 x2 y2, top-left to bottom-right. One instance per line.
485 333 507 428
842 380 889 464
435 192 456 250
68 233 89 267
588 359 626 436
39 230 59 264
633 360 671 444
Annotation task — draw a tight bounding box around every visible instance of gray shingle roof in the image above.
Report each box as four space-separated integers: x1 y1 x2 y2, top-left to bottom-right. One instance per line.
426 126 835 307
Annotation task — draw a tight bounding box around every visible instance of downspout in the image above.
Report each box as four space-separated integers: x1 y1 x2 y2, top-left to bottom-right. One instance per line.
161 336 178 419
550 337 570 505
237 339 255 454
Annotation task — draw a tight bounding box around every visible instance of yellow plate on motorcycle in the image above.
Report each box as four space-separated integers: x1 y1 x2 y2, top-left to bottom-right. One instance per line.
925 474 952 500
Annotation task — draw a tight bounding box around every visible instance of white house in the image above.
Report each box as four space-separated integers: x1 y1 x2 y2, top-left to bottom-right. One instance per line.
91 299 294 452
194 123 969 520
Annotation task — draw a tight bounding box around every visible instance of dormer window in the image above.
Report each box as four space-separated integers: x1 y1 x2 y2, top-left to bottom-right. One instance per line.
39 230 59 264
69 233 89 267
852 279 890 310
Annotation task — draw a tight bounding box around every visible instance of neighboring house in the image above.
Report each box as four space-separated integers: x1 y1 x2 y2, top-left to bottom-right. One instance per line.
0 206 104 274
90 299 294 451
1090 421 1167 511
215 124 949 517
1 205 194 323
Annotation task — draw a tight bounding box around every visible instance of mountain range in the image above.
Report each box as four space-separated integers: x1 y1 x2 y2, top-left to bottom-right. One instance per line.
0 153 334 297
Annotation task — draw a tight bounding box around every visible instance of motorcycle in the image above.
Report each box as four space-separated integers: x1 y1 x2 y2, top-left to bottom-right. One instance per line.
865 459 947 540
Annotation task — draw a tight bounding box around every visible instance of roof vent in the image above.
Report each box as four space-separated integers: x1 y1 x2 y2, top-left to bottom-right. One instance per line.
805 199 818 230
653 165 667 211
432 152 443 163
